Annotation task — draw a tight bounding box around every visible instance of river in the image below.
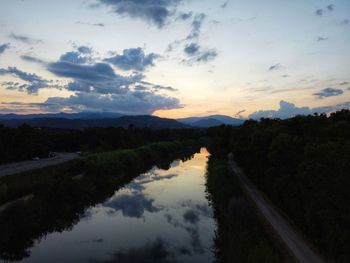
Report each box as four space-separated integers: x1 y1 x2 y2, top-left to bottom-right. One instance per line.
15 148 216 263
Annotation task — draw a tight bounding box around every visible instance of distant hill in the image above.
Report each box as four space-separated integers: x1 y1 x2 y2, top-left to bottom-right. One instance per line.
0 115 189 129
0 112 124 120
190 118 223 128
178 114 244 127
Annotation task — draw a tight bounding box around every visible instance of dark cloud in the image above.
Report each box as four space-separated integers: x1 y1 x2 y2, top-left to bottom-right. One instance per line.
9 33 41 44
76 21 105 27
136 173 179 185
339 19 349 25
0 67 55 94
184 43 200 55
327 4 334 12
313 87 343 99
221 1 229 8
269 63 281 71
96 0 182 28
104 192 160 218
3 48 181 114
177 12 192 21
183 209 199 224
315 4 335 16
317 36 328 42
248 100 350 119
339 82 349 86
105 48 159 71
59 46 93 64
315 9 323 16
234 109 246 118
90 238 177 263
183 43 217 64
187 13 206 40
44 90 181 114
195 49 217 62
0 43 10 55
20 55 45 64
77 46 93 54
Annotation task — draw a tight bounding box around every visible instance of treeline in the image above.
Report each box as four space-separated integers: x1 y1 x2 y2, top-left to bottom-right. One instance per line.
0 124 202 164
205 156 283 262
0 140 200 205
0 140 200 261
208 110 350 262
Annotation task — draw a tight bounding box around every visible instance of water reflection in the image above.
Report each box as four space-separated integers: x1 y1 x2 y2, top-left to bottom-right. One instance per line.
1 148 215 263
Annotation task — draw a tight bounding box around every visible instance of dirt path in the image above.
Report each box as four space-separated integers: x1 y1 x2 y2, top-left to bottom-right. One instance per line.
0 153 79 177
228 154 325 263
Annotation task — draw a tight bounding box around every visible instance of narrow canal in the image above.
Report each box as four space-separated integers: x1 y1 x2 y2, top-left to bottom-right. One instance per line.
17 148 216 263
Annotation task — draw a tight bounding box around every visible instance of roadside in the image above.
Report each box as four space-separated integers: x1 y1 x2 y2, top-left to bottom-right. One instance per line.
0 153 80 177
228 153 325 263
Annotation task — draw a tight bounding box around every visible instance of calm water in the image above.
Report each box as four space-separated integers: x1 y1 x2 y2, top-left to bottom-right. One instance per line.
18 148 216 263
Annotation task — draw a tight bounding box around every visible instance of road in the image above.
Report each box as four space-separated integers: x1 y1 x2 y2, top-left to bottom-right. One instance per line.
0 153 80 177
228 154 325 263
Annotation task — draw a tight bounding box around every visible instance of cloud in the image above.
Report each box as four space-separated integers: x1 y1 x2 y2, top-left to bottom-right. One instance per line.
221 1 229 8
183 209 199 224
195 49 217 62
76 21 105 27
90 238 178 263
339 19 349 25
269 63 281 71
315 9 323 16
313 87 343 99
20 55 45 64
315 4 335 16
187 13 206 40
177 12 192 21
9 33 41 44
58 45 93 64
183 43 217 64
249 100 350 119
0 67 56 94
0 43 10 55
104 192 160 218
105 47 159 71
327 4 334 12
234 109 246 118
134 173 178 185
184 43 200 55
96 0 181 28
3 48 181 114
339 82 349 86
317 36 328 42
77 46 93 54
44 91 181 115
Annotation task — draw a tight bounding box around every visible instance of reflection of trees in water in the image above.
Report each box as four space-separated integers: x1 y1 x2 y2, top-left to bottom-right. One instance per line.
0 149 199 262
90 238 178 263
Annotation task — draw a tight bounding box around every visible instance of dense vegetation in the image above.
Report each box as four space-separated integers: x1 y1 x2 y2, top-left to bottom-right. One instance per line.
0 140 200 205
0 124 202 164
205 156 283 262
0 140 200 261
208 109 350 262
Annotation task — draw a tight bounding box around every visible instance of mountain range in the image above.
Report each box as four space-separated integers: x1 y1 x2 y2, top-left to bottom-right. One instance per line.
0 112 245 129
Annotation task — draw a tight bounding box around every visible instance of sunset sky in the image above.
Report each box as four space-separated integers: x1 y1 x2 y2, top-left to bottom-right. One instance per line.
0 0 349 119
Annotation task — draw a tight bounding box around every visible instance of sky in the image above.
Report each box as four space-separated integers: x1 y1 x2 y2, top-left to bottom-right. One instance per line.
0 0 349 119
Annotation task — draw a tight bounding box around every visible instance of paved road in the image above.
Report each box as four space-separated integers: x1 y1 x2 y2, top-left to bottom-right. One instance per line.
0 153 80 177
228 154 325 263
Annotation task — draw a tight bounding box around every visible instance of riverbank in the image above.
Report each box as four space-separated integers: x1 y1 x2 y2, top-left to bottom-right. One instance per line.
205 156 285 262
0 140 201 261
0 140 200 205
